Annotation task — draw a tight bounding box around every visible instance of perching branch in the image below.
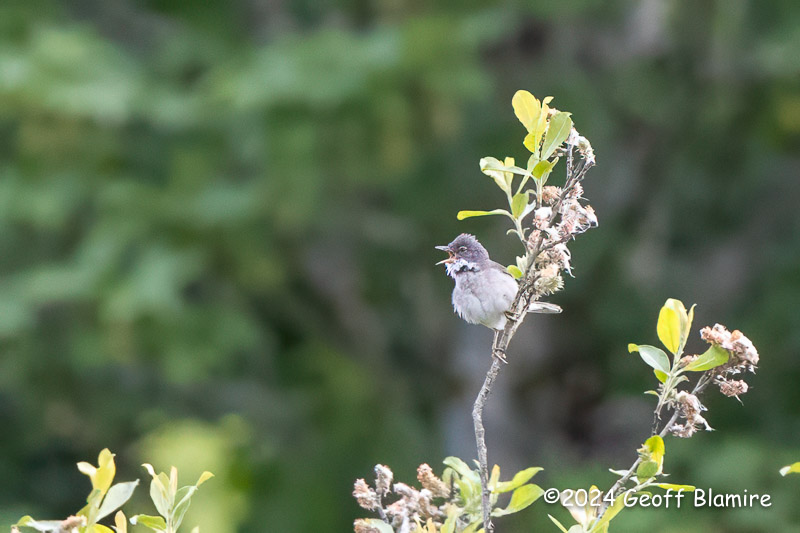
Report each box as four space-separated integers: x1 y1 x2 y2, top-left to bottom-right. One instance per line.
472 132 596 532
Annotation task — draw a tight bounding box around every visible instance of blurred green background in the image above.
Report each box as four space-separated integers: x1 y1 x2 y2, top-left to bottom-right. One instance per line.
1 0 799 531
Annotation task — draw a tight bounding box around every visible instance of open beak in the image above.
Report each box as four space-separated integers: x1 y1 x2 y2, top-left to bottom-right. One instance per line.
435 245 454 265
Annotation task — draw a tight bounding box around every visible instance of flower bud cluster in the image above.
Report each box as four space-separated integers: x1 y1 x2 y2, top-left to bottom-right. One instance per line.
353 464 450 533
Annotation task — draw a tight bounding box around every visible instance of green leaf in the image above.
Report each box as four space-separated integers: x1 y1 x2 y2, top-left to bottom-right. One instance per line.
478 156 513 193
685 304 696 350
441 513 457 533
479 157 529 176
548 514 569 533
636 460 659 483
629 344 671 374
523 130 543 154
507 265 523 279
511 192 529 218
588 494 625 533
493 467 543 493
129 515 167 531
13 517 64 532
491 484 543 516
780 462 800 476
663 299 693 351
643 435 665 467
657 306 681 354
655 484 695 491
531 159 557 180
684 345 729 372
488 464 501 492
654 369 668 383
142 464 170 518
462 521 482 533
97 480 139 520
172 486 197 532
196 471 214 486
541 112 572 160
512 90 541 132
443 456 476 480
457 209 511 220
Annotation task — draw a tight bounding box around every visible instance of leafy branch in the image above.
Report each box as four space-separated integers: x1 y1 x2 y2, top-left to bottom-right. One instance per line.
13 449 213 533
464 91 596 533
550 299 760 533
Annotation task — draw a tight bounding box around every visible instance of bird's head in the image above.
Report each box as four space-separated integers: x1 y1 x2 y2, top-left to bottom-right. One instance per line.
435 233 489 266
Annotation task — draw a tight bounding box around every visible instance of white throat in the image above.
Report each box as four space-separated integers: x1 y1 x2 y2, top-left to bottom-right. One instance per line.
446 258 479 278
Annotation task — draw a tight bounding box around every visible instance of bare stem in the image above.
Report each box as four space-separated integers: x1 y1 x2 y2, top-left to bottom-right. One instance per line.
473 356 503 533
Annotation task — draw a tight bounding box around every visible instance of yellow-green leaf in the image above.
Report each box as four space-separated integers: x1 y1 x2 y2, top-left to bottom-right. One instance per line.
457 209 511 220
507 265 523 279
657 306 681 354
511 192 528 218
548 514 569 533
196 471 214 486
636 460 659 483
663 299 693 351
541 112 572 160
512 90 541 132
80 449 115 495
479 156 512 193
488 464 500 491
655 484 695 491
523 130 543 154
780 462 800 476
654 369 668 383
588 494 625 533
643 435 665 467
493 467 543 493
130 514 167 531
492 484 543 516
531 159 556 180
629 344 671 374
684 345 729 372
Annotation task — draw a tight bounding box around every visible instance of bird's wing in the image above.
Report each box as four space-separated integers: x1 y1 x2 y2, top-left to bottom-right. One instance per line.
488 261 562 314
487 260 516 279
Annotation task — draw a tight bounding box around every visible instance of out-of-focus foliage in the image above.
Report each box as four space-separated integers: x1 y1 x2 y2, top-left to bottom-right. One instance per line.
14 449 138 533
0 0 799 532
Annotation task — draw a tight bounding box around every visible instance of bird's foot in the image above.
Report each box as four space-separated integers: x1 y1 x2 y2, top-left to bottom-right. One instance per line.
504 310 520 323
492 347 508 364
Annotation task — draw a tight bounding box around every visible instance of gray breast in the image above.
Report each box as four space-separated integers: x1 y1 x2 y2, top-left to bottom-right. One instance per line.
452 267 518 330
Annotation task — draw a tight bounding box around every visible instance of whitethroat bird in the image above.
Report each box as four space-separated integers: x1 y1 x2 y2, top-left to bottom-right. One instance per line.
436 234 560 359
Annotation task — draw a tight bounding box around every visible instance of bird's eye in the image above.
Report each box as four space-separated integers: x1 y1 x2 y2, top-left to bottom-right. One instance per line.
459 246 467 252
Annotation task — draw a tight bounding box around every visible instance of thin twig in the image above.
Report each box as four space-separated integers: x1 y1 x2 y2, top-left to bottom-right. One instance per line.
602 371 715 508
472 138 591 532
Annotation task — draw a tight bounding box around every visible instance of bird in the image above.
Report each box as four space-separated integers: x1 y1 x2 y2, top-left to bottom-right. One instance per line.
436 233 562 331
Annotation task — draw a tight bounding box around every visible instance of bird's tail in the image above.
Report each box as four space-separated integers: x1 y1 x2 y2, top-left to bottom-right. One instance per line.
527 302 562 314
